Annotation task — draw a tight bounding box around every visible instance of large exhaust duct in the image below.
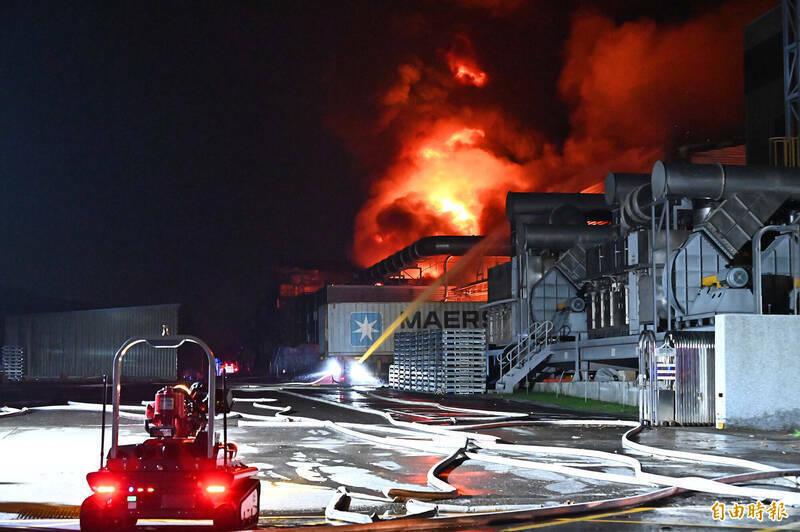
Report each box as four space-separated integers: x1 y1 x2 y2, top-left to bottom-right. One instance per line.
362 236 510 281
605 172 650 206
506 192 610 221
651 161 800 201
522 224 615 251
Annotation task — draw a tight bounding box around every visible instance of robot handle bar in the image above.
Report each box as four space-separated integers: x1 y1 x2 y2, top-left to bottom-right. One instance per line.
109 335 216 460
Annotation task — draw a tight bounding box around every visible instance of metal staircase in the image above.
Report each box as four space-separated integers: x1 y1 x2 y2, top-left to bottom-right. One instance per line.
494 321 553 393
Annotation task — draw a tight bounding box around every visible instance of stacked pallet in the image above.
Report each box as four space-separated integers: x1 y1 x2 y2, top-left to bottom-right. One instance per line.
1 346 24 381
390 329 486 394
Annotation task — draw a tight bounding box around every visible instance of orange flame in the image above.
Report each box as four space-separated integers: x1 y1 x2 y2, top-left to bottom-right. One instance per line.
353 124 526 266
347 3 770 268
446 35 488 87
453 64 487 86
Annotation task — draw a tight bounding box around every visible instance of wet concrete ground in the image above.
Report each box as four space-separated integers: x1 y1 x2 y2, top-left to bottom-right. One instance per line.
0 383 799 530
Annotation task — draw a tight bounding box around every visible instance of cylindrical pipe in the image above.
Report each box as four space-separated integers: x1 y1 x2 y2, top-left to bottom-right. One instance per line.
605 172 650 206
506 192 609 220
599 290 607 329
548 203 584 226
623 183 655 226
363 236 510 281
622 283 631 325
522 224 615 250
651 161 800 201
442 255 453 302
609 289 616 328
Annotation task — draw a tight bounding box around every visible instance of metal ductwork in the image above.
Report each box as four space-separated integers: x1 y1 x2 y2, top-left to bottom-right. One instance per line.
621 183 657 226
521 224 615 251
700 192 787 258
651 161 800 201
362 236 510 281
506 192 610 221
604 172 650 206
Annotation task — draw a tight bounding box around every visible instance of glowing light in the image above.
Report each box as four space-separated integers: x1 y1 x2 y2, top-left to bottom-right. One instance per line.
439 198 474 226
352 123 520 267
222 362 239 374
323 358 342 378
146 487 155 493
173 384 192 395
206 485 226 493
420 148 444 159
347 361 381 385
95 486 115 493
454 64 487 86
445 128 485 149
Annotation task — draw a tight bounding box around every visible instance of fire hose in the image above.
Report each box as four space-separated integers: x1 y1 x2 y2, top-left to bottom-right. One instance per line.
241 388 800 525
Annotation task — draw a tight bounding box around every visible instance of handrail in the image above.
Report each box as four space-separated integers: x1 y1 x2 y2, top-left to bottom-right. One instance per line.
498 320 553 381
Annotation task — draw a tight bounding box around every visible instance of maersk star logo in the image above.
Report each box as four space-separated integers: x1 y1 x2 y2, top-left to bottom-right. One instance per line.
350 312 382 347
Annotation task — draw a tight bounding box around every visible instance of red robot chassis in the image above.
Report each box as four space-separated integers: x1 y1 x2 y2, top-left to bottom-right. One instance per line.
80 335 260 531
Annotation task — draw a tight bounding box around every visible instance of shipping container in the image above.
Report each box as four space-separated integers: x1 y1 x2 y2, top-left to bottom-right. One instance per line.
3 304 180 379
281 285 454 348
320 301 485 357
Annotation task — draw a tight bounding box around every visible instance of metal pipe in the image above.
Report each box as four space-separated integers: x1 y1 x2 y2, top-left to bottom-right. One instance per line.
604 172 650 206
637 331 654 423
624 284 630 326
521 224 614 250
753 224 799 314
505 192 610 220
609 289 616 328
623 183 655 226
599 290 607 328
442 255 453 302
665 200 672 330
651 203 658 334
223 369 228 466
100 374 107 468
651 161 800 201
362 236 509 281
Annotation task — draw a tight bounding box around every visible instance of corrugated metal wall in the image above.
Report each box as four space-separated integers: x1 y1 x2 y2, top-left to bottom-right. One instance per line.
3 304 179 379
321 302 485 357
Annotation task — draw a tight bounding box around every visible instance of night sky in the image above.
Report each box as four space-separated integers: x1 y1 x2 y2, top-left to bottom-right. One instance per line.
0 1 763 354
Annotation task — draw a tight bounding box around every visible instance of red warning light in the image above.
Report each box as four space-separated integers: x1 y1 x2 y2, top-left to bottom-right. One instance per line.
221 362 239 374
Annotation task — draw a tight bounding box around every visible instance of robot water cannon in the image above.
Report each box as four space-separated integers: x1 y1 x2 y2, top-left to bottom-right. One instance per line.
80 335 259 531
144 384 207 439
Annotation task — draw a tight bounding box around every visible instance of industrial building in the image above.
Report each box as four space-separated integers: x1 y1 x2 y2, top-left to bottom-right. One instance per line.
252 3 800 432
488 164 800 430
279 166 800 429
2 304 180 380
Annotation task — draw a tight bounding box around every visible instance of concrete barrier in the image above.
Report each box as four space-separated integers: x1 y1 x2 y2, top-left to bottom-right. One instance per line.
716 314 800 430
532 381 638 407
